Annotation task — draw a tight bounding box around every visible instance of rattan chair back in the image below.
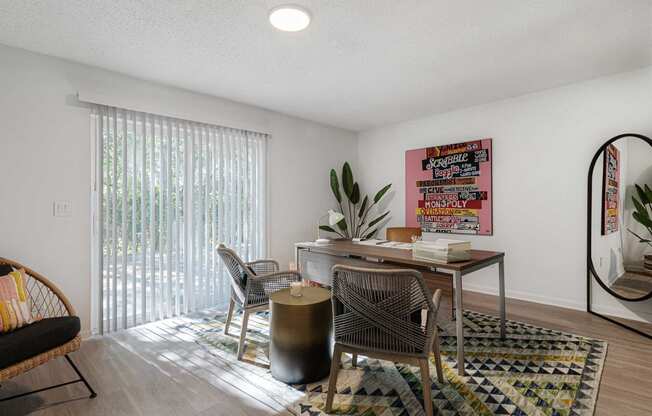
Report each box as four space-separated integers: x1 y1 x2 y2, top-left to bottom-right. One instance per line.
0 257 75 318
0 257 92 393
331 265 437 357
217 244 253 305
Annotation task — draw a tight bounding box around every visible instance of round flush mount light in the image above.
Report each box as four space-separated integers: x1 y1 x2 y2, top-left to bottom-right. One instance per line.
269 5 311 32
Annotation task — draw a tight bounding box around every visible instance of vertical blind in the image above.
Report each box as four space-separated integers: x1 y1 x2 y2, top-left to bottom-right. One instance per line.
90 105 267 334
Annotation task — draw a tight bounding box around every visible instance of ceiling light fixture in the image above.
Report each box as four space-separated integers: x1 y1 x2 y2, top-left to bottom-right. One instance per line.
269 5 311 32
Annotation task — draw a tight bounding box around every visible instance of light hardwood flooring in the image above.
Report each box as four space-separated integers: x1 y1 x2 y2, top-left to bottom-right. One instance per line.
1 291 651 416
611 270 652 298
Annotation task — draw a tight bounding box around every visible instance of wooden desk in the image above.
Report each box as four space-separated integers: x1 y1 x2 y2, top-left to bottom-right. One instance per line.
295 240 506 376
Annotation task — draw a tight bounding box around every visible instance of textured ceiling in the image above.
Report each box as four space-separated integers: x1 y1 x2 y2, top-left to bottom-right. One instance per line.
0 0 650 131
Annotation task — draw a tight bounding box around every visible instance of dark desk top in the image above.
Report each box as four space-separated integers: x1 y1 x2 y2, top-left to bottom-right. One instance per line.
296 240 504 272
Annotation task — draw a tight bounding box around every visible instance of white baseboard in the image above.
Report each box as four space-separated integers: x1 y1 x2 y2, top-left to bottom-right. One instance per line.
462 282 586 311
463 282 652 324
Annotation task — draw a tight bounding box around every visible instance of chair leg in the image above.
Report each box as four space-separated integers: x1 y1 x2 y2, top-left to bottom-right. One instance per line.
237 310 250 360
351 353 358 368
325 344 342 413
419 358 433 416
225 298 235 336
65 355 97 399
433 330 444 384
0 354 97 402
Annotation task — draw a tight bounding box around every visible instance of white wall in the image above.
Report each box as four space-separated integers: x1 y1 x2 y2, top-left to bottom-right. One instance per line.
357 67 652 322
0 44 357 334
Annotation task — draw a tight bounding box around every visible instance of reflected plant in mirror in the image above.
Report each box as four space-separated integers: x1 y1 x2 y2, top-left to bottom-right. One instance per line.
628 184 652 271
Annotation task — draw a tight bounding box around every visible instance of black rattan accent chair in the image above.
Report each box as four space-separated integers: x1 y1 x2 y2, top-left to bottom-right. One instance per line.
325 265 443 416
0 257 96 402
217 244 301 360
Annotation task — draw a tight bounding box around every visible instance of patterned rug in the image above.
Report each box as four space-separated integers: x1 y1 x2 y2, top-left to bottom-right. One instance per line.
182 310 607 416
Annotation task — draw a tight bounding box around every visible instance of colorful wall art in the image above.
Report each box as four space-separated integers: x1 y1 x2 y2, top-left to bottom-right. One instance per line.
405 138 493 235
601 144 620 235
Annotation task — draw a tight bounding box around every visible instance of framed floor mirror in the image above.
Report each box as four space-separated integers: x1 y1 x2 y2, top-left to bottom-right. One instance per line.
587 133 652 339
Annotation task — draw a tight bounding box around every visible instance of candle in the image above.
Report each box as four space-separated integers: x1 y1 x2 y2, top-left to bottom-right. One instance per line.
290 281 303 297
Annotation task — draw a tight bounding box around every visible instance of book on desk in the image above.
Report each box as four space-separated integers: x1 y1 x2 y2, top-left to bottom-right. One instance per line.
412 239 472 263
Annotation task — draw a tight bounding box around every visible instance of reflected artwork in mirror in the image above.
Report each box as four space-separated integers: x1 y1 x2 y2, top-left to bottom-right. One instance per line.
587 133 652 339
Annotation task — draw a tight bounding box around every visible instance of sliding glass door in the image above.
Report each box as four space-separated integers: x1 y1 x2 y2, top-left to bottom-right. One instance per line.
90 105 267 334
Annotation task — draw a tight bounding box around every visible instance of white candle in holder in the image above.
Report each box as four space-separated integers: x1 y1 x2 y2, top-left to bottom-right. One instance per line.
290 281 303 297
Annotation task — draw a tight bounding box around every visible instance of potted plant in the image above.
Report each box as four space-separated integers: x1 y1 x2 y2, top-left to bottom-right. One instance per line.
319 162 391 240
628 184 652 271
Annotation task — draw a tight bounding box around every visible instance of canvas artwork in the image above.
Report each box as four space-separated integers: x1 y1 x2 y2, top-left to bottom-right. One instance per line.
601 144 620 235
405 138 493 235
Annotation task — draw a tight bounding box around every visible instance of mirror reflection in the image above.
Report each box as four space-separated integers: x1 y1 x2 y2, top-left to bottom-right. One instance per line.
591 136 652 300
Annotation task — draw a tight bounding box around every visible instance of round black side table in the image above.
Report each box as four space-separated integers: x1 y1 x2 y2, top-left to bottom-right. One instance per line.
269 286 332 384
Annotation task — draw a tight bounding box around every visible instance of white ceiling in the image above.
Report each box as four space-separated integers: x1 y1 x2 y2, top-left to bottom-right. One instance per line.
0 1 650 131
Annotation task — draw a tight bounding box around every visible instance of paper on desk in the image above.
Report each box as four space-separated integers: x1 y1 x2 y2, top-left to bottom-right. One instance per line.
381 241 413 250
295 241 333 247
357 239 413 250
356 239 386 246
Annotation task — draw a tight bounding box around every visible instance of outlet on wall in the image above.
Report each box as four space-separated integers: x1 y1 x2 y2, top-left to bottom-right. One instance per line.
53 200 72 217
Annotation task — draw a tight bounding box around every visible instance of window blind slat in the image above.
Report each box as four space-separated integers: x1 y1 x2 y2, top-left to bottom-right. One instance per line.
207 129 214 306
140 112 148 326
217 130 226 302
185 122 194 314
174 122 182 316
165 125 175 317
95 108 105 335
111 106 119 332
157 117 165 320
121 109 128 331
210 130 217 305
149 115 156 323
130 112 137 327
199 127 206 309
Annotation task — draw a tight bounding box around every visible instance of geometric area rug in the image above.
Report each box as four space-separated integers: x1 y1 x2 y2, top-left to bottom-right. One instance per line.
182 310 607 416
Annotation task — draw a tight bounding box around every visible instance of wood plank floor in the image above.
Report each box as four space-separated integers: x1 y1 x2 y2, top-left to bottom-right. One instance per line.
1 290 651 416
611 269 652 298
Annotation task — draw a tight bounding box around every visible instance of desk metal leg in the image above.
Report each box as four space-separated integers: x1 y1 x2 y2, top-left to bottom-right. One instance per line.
451 290 456 321
499 259 506 339
454 271 465 376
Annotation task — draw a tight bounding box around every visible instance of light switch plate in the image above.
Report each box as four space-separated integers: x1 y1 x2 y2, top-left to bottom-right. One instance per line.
53 200 72 217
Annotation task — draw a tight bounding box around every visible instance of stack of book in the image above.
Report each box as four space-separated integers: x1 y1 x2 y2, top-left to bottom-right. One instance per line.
412 239 472 263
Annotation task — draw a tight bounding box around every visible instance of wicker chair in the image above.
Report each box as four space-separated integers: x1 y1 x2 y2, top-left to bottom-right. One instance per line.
217 244 301 360
0 257 96 402
325 265 443 416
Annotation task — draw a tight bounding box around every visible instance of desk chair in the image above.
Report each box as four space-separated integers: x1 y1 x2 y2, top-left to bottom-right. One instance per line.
325 265 444 416
386 227 422 243
217 244 301 360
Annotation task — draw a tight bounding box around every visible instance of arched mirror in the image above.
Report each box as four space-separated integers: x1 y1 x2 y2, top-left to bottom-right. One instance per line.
587 133 652 338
